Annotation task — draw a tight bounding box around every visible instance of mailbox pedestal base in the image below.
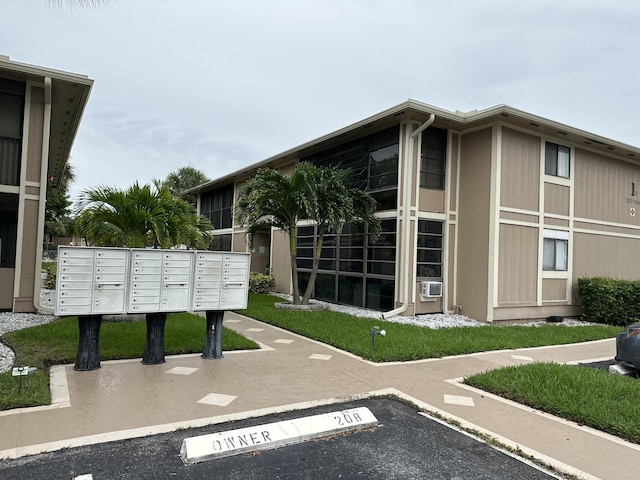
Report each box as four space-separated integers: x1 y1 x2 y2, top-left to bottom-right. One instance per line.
75 315 102 371
142 313 167 365
203 310 224 359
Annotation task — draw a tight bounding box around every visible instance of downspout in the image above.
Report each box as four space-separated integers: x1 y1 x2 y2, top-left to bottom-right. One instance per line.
34 77 53 314
383 113 435 319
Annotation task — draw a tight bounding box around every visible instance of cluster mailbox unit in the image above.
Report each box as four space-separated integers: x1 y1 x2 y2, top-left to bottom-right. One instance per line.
55 246 250 370
55 247 250 316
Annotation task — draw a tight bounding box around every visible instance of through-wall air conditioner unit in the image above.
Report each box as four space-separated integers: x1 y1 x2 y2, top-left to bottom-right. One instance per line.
420 281 443 301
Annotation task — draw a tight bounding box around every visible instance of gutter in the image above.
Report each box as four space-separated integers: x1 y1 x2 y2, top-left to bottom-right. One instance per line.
34 77 54 314
383 114 435 319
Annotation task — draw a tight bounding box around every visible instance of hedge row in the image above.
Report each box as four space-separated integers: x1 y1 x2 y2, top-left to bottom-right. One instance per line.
577 277 640 326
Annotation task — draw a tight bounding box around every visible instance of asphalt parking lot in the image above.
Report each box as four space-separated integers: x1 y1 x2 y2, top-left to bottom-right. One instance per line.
0 398 561 480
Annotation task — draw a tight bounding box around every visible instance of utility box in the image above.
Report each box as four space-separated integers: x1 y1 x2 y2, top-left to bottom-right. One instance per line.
129 249 194 313
56 246 129 316
193 251 250 311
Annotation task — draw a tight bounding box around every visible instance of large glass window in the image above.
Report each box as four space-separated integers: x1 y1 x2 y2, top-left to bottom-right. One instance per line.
0 79 25 187
417 220 443 279
545 142 570 178
543 230 568 271
0 193 18 268
210 234 232 252
296 218 396 310
302 126 399 210
200 184 233 229
420 127 447 189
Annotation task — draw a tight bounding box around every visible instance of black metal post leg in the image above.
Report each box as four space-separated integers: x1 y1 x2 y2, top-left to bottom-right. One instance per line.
142 312 167 365
203 310 224 359
75 315 102 371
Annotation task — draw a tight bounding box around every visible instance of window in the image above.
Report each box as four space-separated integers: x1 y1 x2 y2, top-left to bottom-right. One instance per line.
302 126 400 210
200 184 233 229
209 234 232 252
543 230 568 271
296 218 396 310
420 127 447 189
417 220 443 278
545 142 570 178
0 79 25 186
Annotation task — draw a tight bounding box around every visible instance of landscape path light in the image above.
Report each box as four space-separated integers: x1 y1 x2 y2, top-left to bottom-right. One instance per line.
370 326 386 349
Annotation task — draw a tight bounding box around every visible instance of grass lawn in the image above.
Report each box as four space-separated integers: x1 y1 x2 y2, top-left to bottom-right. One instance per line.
238 294 620 362
0 312 258 410
464 363 640 444
41 261 55 271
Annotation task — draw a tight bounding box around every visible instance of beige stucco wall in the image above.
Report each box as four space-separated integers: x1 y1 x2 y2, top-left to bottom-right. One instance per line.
14 199 39 312
249 231 271 274
544 183 570 216
456 127 493 321
0 268 14 309
232 231 247 252
497 224 538 305
500 127 540 211
573 233 640 280
271 228 292 294
418 189 445 213
542 278 567 303
574 148 640 225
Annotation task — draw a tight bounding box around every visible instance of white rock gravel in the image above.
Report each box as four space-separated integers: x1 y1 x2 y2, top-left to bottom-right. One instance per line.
0 289 592 374
0 289 57 374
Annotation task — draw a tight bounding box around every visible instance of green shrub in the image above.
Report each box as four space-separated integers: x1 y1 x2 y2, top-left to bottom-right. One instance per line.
249 271 275 294
577 277 640 326
44 263 57 290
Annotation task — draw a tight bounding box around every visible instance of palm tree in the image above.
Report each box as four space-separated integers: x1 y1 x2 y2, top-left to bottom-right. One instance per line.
75 182 213 249
300 167 381 304
234 162 380 306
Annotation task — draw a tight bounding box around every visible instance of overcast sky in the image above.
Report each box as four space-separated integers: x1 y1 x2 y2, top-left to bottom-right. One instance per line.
3 1 640 201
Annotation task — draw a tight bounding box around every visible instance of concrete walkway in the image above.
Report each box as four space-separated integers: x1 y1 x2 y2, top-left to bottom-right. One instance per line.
0 312 635 480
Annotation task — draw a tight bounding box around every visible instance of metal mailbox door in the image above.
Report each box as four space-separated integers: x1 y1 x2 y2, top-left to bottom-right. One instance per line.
219 253 250 310
56 247 94 316
129 250 163 313
56 246 129 316
160 251 193 312
93 249 128 314
191 252 223 311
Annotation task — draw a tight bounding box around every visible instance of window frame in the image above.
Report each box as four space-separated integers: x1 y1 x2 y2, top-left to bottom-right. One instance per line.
542 229 569 272
416 219 444 279
544 142 571 179
419 127 448 190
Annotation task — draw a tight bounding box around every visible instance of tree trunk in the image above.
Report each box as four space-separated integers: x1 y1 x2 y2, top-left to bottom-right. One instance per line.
142 313 167 364
75 315 102 371
302 232 324 305
202 310 224 359
290 230 301 305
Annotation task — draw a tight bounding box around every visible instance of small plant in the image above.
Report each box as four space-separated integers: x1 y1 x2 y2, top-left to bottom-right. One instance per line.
43 263 57 290
249 272 276 294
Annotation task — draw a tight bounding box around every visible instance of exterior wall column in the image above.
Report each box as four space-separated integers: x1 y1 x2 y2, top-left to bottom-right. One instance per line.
13 82 47 312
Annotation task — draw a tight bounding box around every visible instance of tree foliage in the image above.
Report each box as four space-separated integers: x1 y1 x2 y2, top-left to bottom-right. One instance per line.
162 166 209 205
45 163 76 239
234 162 380 305
75 182 213 249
